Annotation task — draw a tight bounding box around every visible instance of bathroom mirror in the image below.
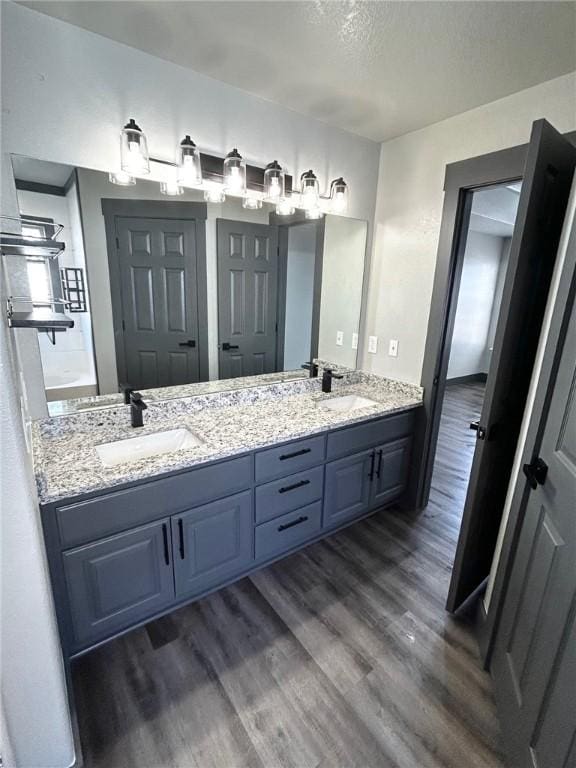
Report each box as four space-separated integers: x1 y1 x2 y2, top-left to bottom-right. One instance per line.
11 155 367 412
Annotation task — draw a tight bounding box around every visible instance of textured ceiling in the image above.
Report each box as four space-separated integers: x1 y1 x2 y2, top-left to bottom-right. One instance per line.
18 1 576 142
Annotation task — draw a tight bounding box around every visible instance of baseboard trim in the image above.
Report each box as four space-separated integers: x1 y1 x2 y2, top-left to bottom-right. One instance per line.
446 373 488 385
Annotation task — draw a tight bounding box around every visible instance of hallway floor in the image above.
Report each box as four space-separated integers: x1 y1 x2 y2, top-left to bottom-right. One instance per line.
72 381 505 768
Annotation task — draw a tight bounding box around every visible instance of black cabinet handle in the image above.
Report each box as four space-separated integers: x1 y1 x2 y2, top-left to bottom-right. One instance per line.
376 449 383 479
178 519 185 559
279 479 310 494
162 523 170 566
369 450 376 481
179 339 196 348
470 421 486 439
221 342 239 351
278 515 308 532
280 447 311 461
522 457 548 490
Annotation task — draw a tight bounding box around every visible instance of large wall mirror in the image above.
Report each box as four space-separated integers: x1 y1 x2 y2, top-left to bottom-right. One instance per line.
12 155 367 410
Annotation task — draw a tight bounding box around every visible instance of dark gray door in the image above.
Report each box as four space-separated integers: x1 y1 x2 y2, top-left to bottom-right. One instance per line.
63 519 174 647
324 450 373 528
371 437 412 508
117 216 201 389
172 491 253 600
217 219 279 378
491 261 576 767
446 120 576 612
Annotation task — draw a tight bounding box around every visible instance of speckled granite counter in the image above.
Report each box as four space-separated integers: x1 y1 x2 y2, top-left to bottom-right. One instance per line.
33 373 423 504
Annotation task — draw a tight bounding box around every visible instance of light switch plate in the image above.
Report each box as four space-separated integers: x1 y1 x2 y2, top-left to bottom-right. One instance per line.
336 331 344 346
388 339 399 357
368 335 378 354
351 333 358 350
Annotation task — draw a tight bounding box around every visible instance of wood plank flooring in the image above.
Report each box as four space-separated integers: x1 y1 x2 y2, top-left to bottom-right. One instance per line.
72 381 506 768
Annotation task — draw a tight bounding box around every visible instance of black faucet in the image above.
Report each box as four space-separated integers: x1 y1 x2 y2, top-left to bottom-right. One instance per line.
129 391 147 427
322 368 343 393
301 361 319 378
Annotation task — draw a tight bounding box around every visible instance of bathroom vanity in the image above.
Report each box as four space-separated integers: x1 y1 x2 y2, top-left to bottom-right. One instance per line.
34 374 422 658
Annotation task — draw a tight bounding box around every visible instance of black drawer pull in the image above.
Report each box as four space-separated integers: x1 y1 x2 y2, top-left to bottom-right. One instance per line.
278 515 308 532
279 479 310 494
178 518 185 559
376 449 383 479
162 523 170 566
279 447 311 461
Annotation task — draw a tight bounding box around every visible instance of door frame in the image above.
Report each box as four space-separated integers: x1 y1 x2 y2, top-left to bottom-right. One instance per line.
478 179 576 667
102 199 209 389
410 142 528 511
274 215 326 371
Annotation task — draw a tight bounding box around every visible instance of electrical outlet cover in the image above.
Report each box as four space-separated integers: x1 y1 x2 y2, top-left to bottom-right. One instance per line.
388 339 399 357
336 331 344 346
351 333 358 350
368 335 378 354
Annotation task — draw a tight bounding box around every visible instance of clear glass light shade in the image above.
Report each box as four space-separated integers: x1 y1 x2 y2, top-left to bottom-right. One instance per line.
120 119 150 175
276 197 296 216
160 179 184 196
242 194 262 210
330 177 349 214
177 135 202 187
223 148 246 195
203 182 226 204
300 170 319 210
109 170 136 186
305 206 324 220
264 161 285 201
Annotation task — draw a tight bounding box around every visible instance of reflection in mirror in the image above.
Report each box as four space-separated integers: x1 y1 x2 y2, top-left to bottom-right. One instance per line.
12 155 367 413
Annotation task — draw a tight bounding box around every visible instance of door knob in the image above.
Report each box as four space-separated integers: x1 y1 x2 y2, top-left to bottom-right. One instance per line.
469 421 486 440
178 340 196 347
522 457 548 490
221 342 239 351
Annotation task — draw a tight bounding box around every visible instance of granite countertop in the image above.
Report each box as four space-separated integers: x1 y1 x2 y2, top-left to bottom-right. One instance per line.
32 372 423 505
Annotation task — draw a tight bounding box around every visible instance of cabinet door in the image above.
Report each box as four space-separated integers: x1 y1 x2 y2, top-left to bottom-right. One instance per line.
371 437 412 508
63 519 174 647
172 491 253 600
323 449 373 528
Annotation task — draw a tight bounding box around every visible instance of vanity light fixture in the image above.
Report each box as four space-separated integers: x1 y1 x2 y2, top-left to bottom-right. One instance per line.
276 197 296 216
203 182 226 204
223 148 246 196
242 193 263 210
300 169 320 211
120 118 150 175
330 177 349 214
160 180 184 196
263 160 285 201
108 170 136 186
177 135 202 187
305 206 324 220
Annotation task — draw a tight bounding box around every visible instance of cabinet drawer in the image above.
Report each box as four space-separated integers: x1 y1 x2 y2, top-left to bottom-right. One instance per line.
255 435 325 483
56 455 253 549
326 411 416 460
63 519 175 648
255 501 322 561
255 466 324 523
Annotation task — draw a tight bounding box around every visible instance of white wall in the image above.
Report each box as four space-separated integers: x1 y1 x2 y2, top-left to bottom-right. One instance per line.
447 231 505 379
363 71 576 384
319 216 367 368
284 223 316 370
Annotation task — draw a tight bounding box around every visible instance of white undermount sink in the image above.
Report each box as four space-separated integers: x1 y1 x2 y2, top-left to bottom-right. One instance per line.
319 395 379 412
96 428 204 468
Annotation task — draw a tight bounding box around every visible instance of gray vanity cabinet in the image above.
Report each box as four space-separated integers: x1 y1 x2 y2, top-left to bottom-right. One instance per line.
371 437 412 508
324 449 374 527
172 491 253 600
62 519 175 646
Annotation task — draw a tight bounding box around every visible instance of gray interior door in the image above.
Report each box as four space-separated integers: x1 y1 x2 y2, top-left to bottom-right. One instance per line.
117 216 201 389
217 218 279 378
446 119 576 612
491 258 576 768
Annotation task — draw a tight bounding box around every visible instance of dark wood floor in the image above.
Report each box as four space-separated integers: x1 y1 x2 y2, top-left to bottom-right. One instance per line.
72 381 506 768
